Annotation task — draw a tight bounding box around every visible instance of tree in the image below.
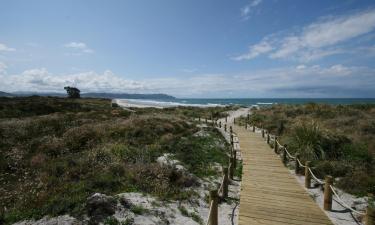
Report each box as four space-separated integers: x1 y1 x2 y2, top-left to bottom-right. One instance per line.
64 86 81 98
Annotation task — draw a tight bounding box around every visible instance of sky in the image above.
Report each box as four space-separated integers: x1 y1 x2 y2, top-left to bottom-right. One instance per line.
1 0 375 98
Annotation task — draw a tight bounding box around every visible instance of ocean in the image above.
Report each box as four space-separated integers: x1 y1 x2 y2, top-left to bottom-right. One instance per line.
117 98 375 108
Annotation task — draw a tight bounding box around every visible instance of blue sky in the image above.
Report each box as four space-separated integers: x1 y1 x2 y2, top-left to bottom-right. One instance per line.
1 0 375 97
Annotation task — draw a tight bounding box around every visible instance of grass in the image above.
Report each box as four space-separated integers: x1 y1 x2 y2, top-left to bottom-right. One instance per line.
130 205 148 215
0 97 232 224
178 205 203 225
246 104 375 196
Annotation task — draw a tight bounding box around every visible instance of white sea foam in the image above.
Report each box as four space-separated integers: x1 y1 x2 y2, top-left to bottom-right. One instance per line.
115 99 225 108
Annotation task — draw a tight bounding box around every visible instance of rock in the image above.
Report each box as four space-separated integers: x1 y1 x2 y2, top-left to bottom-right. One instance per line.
86 193 116 224
13 215 80 225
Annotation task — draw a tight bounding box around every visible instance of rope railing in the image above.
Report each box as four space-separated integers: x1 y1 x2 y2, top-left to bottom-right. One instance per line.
330 185 366 216
218 174 226 194
205 201 214 225
308 168 325 185
201 117 240 225
297 158 306 168
284 148 296 160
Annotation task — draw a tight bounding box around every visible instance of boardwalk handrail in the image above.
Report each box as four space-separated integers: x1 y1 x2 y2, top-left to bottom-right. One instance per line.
199 118 238 225
330 185 366 216
206 201 214 225
245 122 371 220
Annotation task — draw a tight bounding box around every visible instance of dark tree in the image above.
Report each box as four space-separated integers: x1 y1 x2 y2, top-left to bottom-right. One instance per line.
64 86 81 98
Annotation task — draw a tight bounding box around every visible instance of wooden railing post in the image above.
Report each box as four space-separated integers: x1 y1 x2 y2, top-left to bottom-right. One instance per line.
305 161 311 188
233 118 236 124
245 123 247 129
219 121 222 128
295 153 300 174
209 190 218 225
252 125 255 132
274 137 278 153
230 134 234 146
224 124 227 132
282 148 287 165
366 206 375 225
223 167 229 198
261 127 265 138
229 156 234 180
230 126 233 134
225 116 227 123
324 176 333 211
233 150 237 172
267 133 270 144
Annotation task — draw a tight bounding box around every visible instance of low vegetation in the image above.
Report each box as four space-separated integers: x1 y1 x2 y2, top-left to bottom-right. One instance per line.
242 103 375 196
0 97 231 224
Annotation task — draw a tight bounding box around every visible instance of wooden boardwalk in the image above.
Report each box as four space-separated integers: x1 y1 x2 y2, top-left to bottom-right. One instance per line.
234 125 334 225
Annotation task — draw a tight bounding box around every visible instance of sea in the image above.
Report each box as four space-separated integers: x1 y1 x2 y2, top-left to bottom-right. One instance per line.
118 98 375 108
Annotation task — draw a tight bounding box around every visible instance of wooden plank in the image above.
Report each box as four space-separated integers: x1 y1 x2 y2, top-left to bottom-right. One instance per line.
234 125 333 225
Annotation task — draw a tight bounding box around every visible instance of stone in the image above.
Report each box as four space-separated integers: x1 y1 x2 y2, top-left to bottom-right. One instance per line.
86 193 116 224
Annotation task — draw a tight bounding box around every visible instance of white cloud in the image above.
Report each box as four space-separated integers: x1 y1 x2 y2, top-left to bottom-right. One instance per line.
1 69 143 93
0 62 7 74
241 0 263 20
64 42 94 54
232 40 273 60
1 64 374 97
0 43 16 52
236 9 375 62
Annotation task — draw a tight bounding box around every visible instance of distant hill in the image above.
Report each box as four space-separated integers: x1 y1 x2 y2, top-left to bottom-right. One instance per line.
0 91 13 97
11 91 176 100
81 93 176 100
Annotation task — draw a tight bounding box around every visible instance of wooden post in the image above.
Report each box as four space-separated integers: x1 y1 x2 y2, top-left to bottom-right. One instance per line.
209 190 218 225
225 116 227 122
267 133 270 144
198 117 201 122
230 134 233 145
295 153 300 175
223 167 229 198
274 137 278 153
305 161 311 188
233 150 237 172
323 175 333 211
261 127 265 138
219 121 222 128
229 157 234 180
205 118 208 123
247 113 250 121
233 118 236 124
366 206 375 225
230 126 233 134
282 148 287 165
252 125 255 132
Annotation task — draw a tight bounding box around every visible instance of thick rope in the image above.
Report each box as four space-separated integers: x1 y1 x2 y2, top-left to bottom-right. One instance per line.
284 148 296 160
330 185 366 216
206 200 214 225
308 168 325 184
297 158 306 168
218 175 226 194
231 201 239 225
